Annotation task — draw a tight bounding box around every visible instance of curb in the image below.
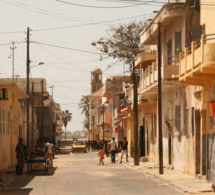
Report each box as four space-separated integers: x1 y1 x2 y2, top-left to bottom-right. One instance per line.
122 162 213 194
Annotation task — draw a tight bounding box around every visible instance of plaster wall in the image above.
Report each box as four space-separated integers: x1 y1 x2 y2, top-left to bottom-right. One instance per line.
0 90 19 170
162 87 186 172
126 118 134 157
144 109 157 162
201 0 215 37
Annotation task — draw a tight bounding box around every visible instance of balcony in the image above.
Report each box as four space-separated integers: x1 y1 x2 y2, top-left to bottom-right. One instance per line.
114 107 126 121
179 34 215 86
138 96 156 111
56 120 63 126
140 3 186 45
138 55 179 98
135 51 156 69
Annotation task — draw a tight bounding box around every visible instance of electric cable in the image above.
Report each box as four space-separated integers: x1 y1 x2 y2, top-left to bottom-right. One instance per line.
0 0 93 24
33 43 92 72
56 0 164 8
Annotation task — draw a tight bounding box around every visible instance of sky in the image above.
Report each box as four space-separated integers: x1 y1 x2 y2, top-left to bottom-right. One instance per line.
0 0 167 132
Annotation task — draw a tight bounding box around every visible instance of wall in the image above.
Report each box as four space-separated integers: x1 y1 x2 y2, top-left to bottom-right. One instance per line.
0 90 19 170
201 0 215 37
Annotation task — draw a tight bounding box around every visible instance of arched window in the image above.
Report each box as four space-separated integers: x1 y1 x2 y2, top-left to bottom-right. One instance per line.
92 74 94 80
96 74 98 82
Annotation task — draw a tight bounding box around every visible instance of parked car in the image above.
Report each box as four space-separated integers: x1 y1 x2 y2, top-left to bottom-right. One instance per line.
71 141 87 153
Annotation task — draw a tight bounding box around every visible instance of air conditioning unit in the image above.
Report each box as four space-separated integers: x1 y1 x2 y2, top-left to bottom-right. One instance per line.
0 88 8 100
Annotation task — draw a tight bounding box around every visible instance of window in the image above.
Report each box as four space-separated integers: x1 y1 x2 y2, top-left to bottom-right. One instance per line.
3 109 5 135
0 109 1 135
175 31 181 62
14 115 17 135
99 74 102 80
154 113 156 137
92 74 94 80
175 106 181 131
96 74 98 83
167 39 172 65
7 111 10 135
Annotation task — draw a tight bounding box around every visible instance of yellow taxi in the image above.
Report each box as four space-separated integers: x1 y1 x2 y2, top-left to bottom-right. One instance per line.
71 141 87 153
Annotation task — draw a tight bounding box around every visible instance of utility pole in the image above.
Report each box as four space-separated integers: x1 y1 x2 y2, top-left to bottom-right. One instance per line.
31 82 34 152
133 60 139 166
26 27 30 149
158 22 164 174
98 108 99 140
93 121 95 141
49 85 54 135
103 104 104 141
10 41 16 81
41 79 44 140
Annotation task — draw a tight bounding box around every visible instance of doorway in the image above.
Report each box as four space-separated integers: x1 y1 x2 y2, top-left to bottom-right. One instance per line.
140 126 145 157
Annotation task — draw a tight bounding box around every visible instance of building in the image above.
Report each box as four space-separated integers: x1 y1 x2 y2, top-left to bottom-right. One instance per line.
179 0 215 181
0 81 28 170
88 67 103 141
135 0 200 175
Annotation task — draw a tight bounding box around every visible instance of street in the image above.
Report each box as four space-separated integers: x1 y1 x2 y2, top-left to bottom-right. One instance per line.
2 149 184 195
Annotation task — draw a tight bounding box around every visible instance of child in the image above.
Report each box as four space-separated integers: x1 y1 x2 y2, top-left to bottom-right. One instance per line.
97 147 105 165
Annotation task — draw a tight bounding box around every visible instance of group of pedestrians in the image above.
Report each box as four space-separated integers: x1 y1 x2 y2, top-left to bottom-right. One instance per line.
97 137 128 165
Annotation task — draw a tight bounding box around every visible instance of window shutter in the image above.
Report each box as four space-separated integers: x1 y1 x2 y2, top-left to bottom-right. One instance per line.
175 106 181 131
175 31 182 61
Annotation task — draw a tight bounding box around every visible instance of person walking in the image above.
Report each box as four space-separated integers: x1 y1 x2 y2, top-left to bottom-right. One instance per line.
120 137 129 164
97 147 105 165
15 138 27 174
46 139 54 168
110 137 117 164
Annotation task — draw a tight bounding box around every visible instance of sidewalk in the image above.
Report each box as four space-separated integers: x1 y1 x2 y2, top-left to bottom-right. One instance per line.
121 158 213 194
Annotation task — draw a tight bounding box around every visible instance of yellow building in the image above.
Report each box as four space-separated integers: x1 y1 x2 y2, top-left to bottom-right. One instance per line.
0 81 28 170
179 0 215 181
136 1 201 175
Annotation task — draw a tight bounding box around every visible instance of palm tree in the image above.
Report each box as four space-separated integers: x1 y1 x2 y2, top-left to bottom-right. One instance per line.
62 110 72 141
78 95 89 129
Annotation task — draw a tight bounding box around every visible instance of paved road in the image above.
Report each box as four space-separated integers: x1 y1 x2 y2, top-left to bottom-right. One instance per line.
2 150 184 195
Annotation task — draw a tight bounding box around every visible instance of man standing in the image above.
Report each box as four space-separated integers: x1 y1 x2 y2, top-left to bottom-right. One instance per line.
120 137 129 164
47 139 54 168
110 137 117 164
15 138 27 174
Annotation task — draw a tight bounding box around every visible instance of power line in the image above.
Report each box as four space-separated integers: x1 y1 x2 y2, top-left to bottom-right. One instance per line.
0 0 94 24
0 41 25 46
35 68 90 93
33 43 92 72
56 0 163 8
31 13 153 32
7 0 97 22
0 13 153 34
31 41 104 55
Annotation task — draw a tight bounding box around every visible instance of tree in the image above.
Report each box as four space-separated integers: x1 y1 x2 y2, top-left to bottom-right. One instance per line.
78 95 89 129
62 110 72 141
91 20 146 64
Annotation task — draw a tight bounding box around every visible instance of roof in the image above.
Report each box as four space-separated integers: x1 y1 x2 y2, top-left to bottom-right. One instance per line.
88 86 104 98
0 81 29 99
106 76 130 81
91 67 101 73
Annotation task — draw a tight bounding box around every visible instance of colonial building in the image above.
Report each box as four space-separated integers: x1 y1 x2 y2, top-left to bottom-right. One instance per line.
135 0 201 175
0 81 28 170
179 0 215 181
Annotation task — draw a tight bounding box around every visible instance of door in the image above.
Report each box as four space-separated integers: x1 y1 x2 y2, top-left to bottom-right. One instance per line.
167 39 172 65
140 126 145 157
195 110 200 175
